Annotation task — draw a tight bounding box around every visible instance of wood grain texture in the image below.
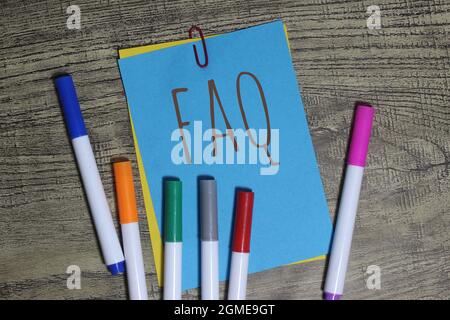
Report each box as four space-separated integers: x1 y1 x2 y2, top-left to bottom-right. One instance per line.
0 0 449 300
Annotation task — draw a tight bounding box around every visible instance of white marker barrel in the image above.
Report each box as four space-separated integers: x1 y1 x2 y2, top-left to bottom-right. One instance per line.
121 223 148 299
201 241 219 300
164 242 182 300
324 105 375 300
228 252 249 300
324 165 364 298
55 75 124 275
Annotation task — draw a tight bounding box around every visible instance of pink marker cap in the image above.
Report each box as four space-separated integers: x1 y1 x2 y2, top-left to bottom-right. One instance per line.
347 104 375 167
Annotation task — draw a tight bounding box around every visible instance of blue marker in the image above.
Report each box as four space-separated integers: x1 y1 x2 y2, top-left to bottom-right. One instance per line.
55 74 125 275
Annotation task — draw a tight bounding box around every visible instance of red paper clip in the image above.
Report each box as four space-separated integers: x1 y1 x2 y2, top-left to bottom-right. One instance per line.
189 25 208 68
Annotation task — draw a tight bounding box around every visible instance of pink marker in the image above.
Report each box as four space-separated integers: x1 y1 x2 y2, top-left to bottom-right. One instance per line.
324 104 375 300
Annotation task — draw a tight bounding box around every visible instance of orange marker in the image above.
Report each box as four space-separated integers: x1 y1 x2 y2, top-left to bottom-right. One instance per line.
113 158 148 300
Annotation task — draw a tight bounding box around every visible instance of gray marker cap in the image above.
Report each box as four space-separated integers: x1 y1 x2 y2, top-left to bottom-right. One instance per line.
200 179 218 241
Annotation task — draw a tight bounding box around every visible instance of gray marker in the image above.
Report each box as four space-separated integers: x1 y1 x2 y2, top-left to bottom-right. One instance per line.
200 179 219 299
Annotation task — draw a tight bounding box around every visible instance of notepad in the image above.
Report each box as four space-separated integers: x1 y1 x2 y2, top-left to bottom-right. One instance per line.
118 20 332 291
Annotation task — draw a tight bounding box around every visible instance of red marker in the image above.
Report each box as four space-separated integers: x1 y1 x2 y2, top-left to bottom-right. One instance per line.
228 190 254 300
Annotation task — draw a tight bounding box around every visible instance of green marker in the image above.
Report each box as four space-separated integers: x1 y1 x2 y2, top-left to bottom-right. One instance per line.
163 180 182 300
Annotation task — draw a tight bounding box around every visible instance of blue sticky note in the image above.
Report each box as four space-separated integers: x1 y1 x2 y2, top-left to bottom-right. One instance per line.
118 21 332 291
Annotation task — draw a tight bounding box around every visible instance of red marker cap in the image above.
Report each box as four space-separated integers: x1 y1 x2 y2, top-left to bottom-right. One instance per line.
232 190 255 253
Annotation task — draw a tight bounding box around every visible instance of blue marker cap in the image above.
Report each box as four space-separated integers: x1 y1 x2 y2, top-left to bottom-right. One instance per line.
107 260 126 275
54 74 88 140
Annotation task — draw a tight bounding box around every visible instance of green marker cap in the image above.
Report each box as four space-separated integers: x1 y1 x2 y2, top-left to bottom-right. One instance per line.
164 180 182 242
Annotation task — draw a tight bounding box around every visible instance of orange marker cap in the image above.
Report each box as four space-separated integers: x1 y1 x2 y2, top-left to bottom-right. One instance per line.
113 158 139 224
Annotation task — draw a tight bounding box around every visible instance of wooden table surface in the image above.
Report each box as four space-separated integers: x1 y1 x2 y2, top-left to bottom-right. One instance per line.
1 0 449 300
